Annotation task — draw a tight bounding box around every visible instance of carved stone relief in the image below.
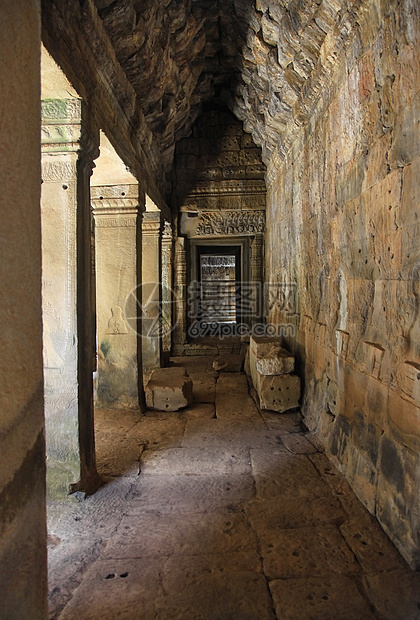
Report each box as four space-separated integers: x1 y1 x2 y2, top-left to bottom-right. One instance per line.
194 210 265 237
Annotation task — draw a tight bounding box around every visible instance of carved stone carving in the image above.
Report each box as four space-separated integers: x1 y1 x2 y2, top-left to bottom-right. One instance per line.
42 160 77 182
41 98 82 123
106 306 128 335
195 210 265 236
94 216 137 228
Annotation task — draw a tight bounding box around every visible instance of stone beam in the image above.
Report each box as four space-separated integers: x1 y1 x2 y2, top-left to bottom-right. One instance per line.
40 0 168 207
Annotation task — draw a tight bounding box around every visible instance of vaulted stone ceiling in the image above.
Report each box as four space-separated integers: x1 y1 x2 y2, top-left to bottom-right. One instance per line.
93 0 345 170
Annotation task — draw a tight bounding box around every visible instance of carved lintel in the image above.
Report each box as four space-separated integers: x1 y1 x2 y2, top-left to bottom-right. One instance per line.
184 180 266 198
94 216 137 228
91 184 138 200
41 124 82 149
194 210 265 237
92 185 139 216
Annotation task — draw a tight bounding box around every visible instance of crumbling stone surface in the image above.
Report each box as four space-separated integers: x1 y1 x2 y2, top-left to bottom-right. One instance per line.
145 367 193 411
250 335 295 375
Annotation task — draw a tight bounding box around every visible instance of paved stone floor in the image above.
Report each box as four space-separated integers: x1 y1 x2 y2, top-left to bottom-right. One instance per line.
47 357 420 620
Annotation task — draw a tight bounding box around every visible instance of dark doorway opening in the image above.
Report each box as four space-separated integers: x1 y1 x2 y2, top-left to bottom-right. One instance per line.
190 244 242 339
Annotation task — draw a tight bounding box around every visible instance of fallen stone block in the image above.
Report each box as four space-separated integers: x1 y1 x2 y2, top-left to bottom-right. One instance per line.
250 336 295 381
145 367 193 411
255 373 300 413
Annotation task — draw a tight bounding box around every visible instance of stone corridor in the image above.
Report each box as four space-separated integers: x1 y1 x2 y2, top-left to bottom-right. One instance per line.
47 358 420 620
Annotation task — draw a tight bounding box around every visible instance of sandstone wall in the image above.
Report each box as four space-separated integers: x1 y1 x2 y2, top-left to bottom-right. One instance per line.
0 0 48 616
265 0 420 569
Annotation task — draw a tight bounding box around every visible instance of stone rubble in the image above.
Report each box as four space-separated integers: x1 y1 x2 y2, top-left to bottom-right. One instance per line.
249 336 301 412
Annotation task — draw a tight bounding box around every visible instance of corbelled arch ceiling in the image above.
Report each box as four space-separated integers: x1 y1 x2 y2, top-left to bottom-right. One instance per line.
42 0 350 196
93 0 345 168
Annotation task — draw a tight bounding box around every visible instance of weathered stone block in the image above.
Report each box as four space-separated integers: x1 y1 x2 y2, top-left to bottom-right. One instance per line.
145 367 193 411
255 373 300 412
250 335 295 376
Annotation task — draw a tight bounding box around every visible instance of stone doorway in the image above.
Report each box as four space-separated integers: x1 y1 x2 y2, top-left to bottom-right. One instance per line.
188 241 248 342
197 245 241 328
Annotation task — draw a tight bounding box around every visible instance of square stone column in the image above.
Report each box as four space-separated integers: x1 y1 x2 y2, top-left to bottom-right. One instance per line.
173 235 188 346
142 211 163 369
41 98 99 497
162 220 174 362
92 184 141 408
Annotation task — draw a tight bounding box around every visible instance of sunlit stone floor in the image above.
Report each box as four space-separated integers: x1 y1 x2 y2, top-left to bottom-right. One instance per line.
47 357 420 620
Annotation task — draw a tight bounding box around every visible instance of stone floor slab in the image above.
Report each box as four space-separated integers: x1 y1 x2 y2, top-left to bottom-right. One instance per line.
141 447 251 476
161 551 262 592
246 494 346 530
128 474 255 515
340 513 408 573
135 414 186 449
46 356 418 619
260 525 360 579
259 409 303 433
216 373 262 420
281 432 319 454
182 418 282 450
270 576 376 620
105 511 258 560
154 571 275 620
58 558 163 620
363 568 420 620
251 450 332 500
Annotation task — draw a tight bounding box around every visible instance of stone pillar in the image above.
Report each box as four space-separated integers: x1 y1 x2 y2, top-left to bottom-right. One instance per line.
76 114 101 494
161 221 173 363
251 234 264 326
41 98 82 497
142 211 163 369
0 2 47 616
41 99 99 497
92 184 140 408
173 236 188 346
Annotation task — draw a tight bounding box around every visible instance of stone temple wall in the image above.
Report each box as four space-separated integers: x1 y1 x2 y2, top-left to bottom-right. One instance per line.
264 0 420 569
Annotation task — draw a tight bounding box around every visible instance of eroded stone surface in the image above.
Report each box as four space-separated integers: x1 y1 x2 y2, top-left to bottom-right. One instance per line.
255 373 301 412
260 525 361 579
145 367 193 411
250 336 295 376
